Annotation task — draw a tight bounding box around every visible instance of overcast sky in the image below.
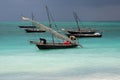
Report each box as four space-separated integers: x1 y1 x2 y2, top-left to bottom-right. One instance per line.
0 0 120 21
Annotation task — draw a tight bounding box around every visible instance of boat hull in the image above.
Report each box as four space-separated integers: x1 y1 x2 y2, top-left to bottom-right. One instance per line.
36 43 78 49
67 30 96 34
25 28 46 33
66 33 102 38
19 26 36 28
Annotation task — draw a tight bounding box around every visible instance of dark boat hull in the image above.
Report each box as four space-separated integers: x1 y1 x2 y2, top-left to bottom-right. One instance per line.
25 28 46 33
19 26 36 28
67 30 96 34
66 33 102 38
34 43 78 49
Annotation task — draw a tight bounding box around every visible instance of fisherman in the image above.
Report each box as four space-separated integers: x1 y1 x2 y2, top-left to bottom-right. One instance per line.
40 38 46 44
70 35 76 40
64 35 76 45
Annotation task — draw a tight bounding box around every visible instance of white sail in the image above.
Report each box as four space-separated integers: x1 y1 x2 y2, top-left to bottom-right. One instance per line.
22 17 77 44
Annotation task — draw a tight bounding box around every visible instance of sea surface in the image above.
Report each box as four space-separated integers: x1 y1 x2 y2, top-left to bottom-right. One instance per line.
0 21 120 80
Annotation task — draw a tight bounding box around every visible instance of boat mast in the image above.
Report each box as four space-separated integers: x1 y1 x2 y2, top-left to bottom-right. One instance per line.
73 12 80 31
31 12 35 26
31 12 34 20
46 6 55 44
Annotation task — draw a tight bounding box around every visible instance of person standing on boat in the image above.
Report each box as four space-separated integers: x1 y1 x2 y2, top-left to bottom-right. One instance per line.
64 35 76 45
40 38 46 44
70 35 76 40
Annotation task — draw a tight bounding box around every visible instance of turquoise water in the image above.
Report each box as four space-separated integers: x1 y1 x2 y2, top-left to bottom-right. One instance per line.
0 21 120 80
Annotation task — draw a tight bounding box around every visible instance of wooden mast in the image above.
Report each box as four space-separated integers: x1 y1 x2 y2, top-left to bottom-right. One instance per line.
31 12 34 20
73 12 80 31
46 6 55 44
31 12 35 26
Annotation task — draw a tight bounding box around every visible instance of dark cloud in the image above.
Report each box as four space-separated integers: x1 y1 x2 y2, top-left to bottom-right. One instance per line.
45 0 120 7
0 0 120 21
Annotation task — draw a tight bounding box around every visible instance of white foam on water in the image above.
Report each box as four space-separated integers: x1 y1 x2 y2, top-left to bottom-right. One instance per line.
0 72 120 80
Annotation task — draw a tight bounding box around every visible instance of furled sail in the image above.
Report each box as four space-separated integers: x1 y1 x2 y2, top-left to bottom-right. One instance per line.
22 17 79 44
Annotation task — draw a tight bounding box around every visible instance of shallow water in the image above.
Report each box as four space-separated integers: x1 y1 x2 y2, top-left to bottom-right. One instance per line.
0 21 120 80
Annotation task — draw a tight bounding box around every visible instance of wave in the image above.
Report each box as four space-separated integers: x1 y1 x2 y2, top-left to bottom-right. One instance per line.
0 72 120 80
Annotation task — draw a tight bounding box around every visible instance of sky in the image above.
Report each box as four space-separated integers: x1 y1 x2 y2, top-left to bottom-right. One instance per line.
0 0 120 21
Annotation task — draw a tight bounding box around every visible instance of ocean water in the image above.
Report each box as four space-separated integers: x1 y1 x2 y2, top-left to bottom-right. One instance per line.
0 21 120 80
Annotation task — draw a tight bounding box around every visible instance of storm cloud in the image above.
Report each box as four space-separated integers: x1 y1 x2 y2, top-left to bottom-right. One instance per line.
0 0 120 21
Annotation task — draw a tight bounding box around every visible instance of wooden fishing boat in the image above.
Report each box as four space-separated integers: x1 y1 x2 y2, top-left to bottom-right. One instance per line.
19 13 36 29
22 6 83 49
25 28 46 33
66 12 98 34
30 41 78 49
